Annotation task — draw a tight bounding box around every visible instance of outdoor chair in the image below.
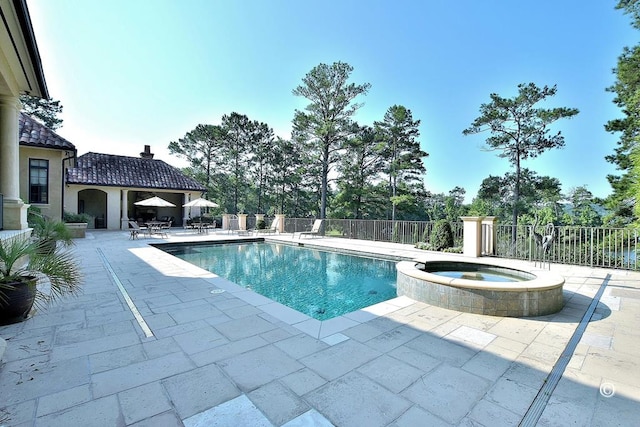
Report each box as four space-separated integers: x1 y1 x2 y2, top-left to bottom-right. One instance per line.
296 219 323 239
128 220 149 239
154 220 171 238
255 217 279 235
228 215 239 234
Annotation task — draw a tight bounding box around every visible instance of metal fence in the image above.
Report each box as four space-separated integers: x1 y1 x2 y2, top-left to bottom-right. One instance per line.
495 224 639 271
286 218 464 247
284 218 639 271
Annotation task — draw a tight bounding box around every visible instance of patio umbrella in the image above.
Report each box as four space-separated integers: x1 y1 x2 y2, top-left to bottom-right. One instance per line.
134 196 176 207
182 198 219 208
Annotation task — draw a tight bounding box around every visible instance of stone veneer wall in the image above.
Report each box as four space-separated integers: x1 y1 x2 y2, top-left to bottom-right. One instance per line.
397 264 563 317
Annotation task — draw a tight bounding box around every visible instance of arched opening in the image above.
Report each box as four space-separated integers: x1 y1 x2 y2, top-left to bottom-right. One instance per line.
78 189 107 229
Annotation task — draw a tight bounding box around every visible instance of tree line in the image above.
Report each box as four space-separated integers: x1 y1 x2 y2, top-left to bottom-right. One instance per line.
168 62 428 220
168 62 601 228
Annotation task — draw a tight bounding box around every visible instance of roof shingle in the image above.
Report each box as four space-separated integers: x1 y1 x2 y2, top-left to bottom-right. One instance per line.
18 112 76 151
66 152 206 191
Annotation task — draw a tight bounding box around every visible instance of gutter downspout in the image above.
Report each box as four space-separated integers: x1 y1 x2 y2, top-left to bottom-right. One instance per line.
61 148 77 218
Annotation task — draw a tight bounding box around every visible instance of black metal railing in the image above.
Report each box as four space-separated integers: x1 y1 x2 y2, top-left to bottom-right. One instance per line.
283 217 638 271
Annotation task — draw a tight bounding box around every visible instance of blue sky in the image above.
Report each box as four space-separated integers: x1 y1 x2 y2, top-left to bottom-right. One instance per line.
28 0 637 203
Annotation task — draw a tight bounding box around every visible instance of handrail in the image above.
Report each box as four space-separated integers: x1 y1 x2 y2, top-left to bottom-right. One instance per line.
284 218 638 271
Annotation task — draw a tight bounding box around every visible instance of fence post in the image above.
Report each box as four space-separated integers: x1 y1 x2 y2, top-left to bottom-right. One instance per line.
461 216 484 257
590 228 594 268
237 213 248 231
222 213 231 230
275 214 286 233
481 216 497 256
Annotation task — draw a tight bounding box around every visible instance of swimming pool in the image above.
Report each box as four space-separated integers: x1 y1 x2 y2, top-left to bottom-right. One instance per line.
160 241 398 320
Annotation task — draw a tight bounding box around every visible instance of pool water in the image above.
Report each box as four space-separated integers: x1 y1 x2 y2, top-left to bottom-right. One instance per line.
162 242 397 320
433 271 522 282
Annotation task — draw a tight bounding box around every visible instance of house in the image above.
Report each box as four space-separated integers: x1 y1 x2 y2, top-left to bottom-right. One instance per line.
18 113 206 231
18 115 206 231
65 145 206 230
18 112 76 221
0 0 49 231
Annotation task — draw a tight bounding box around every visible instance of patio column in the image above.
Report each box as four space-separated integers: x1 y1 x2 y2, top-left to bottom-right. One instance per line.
275 214 285 233
183 193 191 227
121 189 129 230
460 216 484 258
0 95 28 230
481 216 497 256
237 213 247 231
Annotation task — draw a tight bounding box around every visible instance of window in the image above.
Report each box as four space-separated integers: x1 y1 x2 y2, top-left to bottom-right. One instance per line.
29 159 49 204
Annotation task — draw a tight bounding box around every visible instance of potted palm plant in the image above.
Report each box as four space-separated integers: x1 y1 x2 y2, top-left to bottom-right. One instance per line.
29 211 73 254
0 235 83 324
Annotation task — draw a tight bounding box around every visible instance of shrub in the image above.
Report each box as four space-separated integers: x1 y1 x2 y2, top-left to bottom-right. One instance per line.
415 242 434 251
256 219 266 230
422 225 432 243
431 220 454 251
63 212 91 223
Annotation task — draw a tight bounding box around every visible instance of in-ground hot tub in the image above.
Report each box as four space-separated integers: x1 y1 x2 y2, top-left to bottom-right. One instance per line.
396 259 564 317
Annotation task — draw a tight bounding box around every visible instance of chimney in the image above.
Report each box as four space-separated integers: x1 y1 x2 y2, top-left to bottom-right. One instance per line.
140 145 154 159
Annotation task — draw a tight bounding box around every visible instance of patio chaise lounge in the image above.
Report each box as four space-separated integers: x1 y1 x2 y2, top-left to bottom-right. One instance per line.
255 217 280 235
296 219 323 239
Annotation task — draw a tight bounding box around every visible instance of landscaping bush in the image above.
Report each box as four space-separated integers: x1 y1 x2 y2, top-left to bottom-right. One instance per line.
430 220 454 251
63 211 91 223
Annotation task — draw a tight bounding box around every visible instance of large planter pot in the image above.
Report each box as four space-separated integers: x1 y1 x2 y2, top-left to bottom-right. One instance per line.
65 222 88 238
0 276 37 324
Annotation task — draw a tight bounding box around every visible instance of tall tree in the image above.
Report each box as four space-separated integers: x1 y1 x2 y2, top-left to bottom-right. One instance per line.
335 125 385 218
168 124 226 193
563 186 603 226
221 112 253 213
20 94 63 130
292 61 371 219
463 83 578 241
270 136 317 217
248 122 275 214
474 169 562 223
444 186 467 223
375 105 428 220
604 0 640 225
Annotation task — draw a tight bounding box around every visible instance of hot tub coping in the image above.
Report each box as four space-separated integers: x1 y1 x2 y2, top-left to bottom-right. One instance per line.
396 258 565 292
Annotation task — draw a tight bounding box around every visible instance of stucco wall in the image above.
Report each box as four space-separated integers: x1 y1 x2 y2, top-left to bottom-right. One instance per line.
65 185 122 229
19 146 72 220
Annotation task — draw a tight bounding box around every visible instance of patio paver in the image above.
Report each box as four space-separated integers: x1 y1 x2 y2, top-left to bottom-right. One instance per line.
0 230 638 426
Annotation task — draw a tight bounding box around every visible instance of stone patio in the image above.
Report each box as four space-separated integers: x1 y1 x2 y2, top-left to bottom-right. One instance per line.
0 230 638 426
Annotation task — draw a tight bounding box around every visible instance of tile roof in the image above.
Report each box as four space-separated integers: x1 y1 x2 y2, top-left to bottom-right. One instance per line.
18 112 76 151
66 152 206 191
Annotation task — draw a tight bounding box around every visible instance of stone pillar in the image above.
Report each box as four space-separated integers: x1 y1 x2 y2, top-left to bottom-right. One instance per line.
121 189 129 230
461 216 484 258
0 95 28 230
237 213 248 231
481 216 497 256
275 214 286 233
222 213 232 230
